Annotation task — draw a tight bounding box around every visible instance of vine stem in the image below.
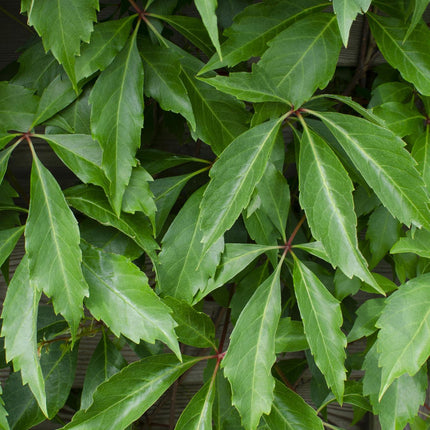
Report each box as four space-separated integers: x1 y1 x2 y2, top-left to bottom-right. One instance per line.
285 214 306 252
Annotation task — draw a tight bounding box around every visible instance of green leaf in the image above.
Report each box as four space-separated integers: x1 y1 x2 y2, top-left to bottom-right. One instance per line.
163 297 217 349
263 380 323 430
175 378 216 430
292 256 346 401
375 272 430 398
65 185 158 259
275 317 308 353
0 225 24 268
363 344 428 430
139 42 196 130
0 386 9 430
412 127 430 190
194 0 222 60
405 0 430 41
222 264 282 430
199 116 285 254
0 82 38 132
75 16 136 82
80 331 127 409
200 0 330 74
333 0 369 47
367 14 430 96
62 355 200 429
369 82 414 107
254 13 341 107
292 241 330 263
313 111 430 230
348 298 385 342
299 125 379 291
157 187 224 302
82 243 180 358
0 256 46 416
366 205 401 267
391 228 430 257
39 134 108 191
0 142 19 185
24 0 98 89
180 66 250 155
25 154 88 339
90 24 143 215
32 74 78 127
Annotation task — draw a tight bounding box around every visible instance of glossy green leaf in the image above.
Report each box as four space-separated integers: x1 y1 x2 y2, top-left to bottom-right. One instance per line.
163 297 217 349
194 0 222 60
263 380 323 430
32 74 77 127
0 82 38 132
0 133 18 151
80 331 127 409
405 0 430 41
62 355 200 429
292 241 330 263
200 0 329 73
75 16 136 81
175 378 216 430
412 127 430 190
333 269 361 300
255 13 342 107
0 256 46 416
199 116 285 254
0 225 24 268
0 142 19 185
82 244 180 358
39 134 108 191
222 264 282 430
348 298 385 342
391 228 430 257
368 14 430 96
157 187 223 302
23 0 98 88
363 344 427 430
369 82 414 108
90 24 143 215
275 317 308 353
314 111 430 230
140 43 196 130
293 256 346 401
25 154 88 338
366 205 401 267
375 272 430 398
0 386 9 430
299 125 379 291
65 185 158 259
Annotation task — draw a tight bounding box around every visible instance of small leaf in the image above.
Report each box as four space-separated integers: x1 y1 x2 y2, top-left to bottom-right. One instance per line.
80 331 127 409
0 256 46 416
194 0 222 60
90 24 144 215
369 82 414 108
292 241 330 263
376 273 430 398
264 380 323 430
25 154 88 338
65 184 158 259
0 142 19 185
348 298 386 342
0 225 24 268
199 116 285 253
405 0 430 41
82 244 180 358
412 127 430 190
0 386 9 430
62 355 200 430
163 297 217 349
275 317 308 353
333 0 369 47
368 14 430 96
222 264 282 430
293 256 347 401
175 378 216 430
391 228 430 258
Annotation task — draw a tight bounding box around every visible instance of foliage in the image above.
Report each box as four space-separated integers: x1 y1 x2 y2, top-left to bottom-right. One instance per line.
1 0 430 428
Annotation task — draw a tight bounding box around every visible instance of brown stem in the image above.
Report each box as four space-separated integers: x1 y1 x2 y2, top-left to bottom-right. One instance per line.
168 380 178 429
285 214 306 252
274 363 296 392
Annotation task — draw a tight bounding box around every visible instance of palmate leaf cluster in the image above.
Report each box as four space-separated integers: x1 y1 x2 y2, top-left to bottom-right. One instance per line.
1 0 430 428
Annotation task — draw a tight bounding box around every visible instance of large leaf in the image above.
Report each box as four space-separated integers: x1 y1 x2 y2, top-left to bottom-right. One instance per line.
80 331 127 409
90 24 144 215
368 14 430 96
25 154 88 338
263 380 323 430
375 273 430 398
313 111 430 229
194 0 222 59
82 244 180 358
405 0 430 41
0 225 24 268
292 256 346 401
62 355 200 429
0 256 46 416
299 125 380 290
222 264 282 430
157 187 224 302
199 116 285 254
23 0 98 89
64 185 158 259
200 0 330 73
333 0 370 46
75 15 136 81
